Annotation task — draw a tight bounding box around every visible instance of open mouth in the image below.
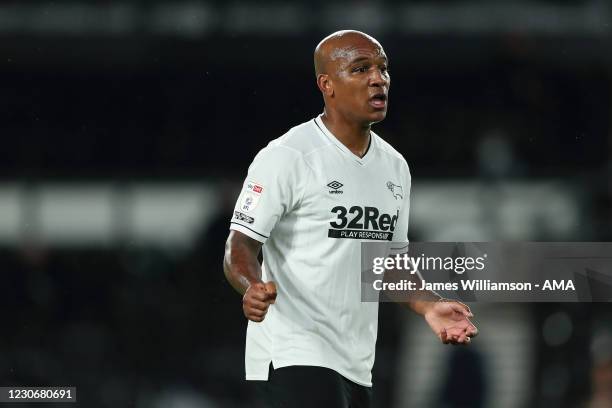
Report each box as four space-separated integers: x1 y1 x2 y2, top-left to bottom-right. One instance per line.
369 93 387 109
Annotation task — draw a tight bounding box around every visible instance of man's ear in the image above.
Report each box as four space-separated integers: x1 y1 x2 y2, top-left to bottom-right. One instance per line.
317 74 334 97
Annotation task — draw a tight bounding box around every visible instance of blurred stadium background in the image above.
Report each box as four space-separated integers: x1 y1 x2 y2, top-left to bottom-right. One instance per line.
1 0 612 407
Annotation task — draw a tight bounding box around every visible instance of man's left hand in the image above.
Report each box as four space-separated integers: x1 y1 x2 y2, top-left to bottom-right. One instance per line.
424 300 478 345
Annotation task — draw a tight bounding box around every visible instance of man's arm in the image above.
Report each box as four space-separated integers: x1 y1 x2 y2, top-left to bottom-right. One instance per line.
223 230 263 295
224 230 277 322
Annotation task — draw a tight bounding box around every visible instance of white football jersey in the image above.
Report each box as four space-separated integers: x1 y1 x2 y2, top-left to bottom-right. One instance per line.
229 114 411 386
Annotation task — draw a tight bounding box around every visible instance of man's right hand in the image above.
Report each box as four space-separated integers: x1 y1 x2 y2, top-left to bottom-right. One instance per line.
242 281 277 322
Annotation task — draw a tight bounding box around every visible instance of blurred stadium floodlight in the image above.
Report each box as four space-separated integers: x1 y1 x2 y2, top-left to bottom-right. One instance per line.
0 2 610 37
0 181 578 248
0 183 218 249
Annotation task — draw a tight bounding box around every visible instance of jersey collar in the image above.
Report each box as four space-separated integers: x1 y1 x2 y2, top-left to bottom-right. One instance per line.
314 114 376 166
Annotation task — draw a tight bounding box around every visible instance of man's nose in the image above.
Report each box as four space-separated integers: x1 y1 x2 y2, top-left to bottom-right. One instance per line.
369 69 388 87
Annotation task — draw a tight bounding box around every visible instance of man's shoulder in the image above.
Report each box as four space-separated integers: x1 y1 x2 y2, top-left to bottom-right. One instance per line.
268 118 329 156
249 118 325 170
372 132 409 168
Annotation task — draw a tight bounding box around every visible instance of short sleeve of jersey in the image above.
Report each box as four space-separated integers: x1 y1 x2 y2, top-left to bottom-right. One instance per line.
389 161 411 255
229 145 307 243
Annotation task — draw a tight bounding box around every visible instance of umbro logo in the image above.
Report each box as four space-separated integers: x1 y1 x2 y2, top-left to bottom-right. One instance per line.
327 181 343 190
327 181 344 194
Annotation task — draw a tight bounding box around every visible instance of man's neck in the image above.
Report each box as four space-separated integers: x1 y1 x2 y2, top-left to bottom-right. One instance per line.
321 110 371 158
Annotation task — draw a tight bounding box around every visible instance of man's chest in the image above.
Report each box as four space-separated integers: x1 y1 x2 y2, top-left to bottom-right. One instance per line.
297 159 406 241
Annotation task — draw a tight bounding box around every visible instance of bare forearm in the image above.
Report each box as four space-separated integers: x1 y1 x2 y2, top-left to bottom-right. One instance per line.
223 232 263 295
406 292 441 316
223 244 261 295
383 268 441 315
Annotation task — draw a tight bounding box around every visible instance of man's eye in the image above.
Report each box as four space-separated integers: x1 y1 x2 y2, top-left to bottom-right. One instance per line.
353 66 368 73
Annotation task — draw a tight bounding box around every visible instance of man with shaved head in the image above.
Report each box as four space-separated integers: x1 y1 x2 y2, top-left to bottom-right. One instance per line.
224 30 477 407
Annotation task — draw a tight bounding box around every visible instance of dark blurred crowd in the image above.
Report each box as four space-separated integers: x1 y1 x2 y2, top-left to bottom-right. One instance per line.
0 216 249 407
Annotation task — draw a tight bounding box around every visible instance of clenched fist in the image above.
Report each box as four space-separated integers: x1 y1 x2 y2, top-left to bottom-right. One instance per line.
243 281 277 322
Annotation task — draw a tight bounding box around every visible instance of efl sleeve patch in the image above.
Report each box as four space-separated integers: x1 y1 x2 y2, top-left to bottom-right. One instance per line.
239 181 264 213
